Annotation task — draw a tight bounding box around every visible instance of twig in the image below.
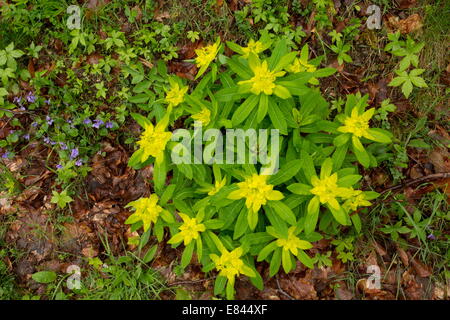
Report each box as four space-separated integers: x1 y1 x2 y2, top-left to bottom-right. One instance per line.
168 277 215 287
380 172 450 194
276 276 294 300
0 107 34 115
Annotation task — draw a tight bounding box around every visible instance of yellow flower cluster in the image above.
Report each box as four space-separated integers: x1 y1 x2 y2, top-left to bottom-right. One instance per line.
168 213 205 245
228 174 284 213
342 189 372 211
136 122 172 164
287 57 317 73
195 41 220 69
338 108 375 139
125 194 163 232
191 107 211 126
208 177 227 196
310 174 353 210
238 60 285 95
210 247 255 284
241 39 264 58
165 83 188 107
276 227 312 256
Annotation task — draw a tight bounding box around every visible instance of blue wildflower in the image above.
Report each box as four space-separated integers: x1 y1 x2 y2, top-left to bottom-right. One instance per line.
26 92 37 103
46 116 54 125
93 119 104 129
70 148 79 160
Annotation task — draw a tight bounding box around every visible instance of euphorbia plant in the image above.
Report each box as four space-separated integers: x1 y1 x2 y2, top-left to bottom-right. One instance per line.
124 37 393 299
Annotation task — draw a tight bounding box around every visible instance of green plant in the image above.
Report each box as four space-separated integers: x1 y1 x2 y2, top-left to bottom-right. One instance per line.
332 237 355 263
385 33 428 98
187 31 200 43
123 38 394 299
330 39 352 65
388 69 428 98
50 189 73 209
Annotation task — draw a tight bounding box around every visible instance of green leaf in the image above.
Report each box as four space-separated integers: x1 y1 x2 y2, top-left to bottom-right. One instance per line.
153 159 167 191
401 79 413 98
328 205 349 226
267 98 287 134
313 68 336 78
389 76 406 87
257 94 269 123
338 175 361 187
332 143 348 171
300 150 316 181
410 76 427 88
257 242 278 261
128 149 145 168
281 249 292 273
131 113 151 128
269 248 282 277
305 197 320 234
367 128 392 143
32 271 57 284
247 210 259 230
297 250 314 269
269 159 302 185
231 95 259 126
352 139 370 168
268 201 297 225
269 39 288 70
214 276 227 295
351 214 362 233
273 85 292 99
227 58 252 79
287 183 311 195
265 206 288 238
143 245 158 263
215 87 241 102
233 207 248 239
408 139 430 149
181 241 195 268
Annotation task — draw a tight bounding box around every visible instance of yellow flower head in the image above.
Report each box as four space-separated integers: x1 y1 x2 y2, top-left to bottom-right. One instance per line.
169 213 206 246
210 247 254 283
241 39 264 58
208 177 226 196
165 83 188 107
275 227 312 256
310 174 351 210
191 107 211 126
137 122 172 164
195 40 220 69
342 190 372 211
228 174 284 213
338 108 375 139
125 194 163 232
238 60 285 95
287 57 317 73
